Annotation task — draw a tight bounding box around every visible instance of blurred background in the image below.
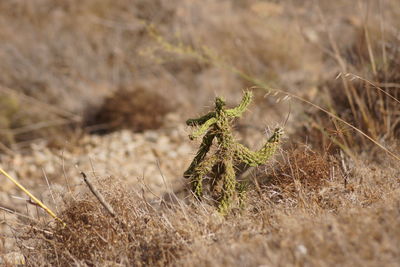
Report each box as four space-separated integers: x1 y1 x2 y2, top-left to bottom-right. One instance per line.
0 0 398 149
0 0 400 262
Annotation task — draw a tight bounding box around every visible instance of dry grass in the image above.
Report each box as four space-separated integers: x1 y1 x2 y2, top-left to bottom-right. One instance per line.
299 1 400 158
18 177 187 266
0 0 400 266
85 87 175 134
12 152 400 266
264 145 334 192
0 0 319 146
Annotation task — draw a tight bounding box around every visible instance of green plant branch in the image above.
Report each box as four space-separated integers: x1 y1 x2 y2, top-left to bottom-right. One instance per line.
186 112 216 126
234 128 282 166
189 117 218 140
184 90 283 213
225 91 253 118
184 132 216 178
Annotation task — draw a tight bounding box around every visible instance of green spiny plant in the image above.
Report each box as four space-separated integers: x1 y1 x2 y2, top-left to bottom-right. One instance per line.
184 90 283 214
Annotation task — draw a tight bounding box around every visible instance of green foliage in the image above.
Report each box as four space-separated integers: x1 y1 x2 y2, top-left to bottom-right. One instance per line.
184 90 283 214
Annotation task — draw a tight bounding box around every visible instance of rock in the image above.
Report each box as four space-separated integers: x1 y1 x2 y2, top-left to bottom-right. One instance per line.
1 251 25 266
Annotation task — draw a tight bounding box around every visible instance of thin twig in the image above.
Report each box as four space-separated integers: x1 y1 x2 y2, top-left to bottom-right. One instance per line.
61 150 72 193
0 141 15 156
42 168 59 214
0 205 37 223
80 172 115 217
0 166 65 226
0 85 81 122
256 86 400 162
80 171 135 242
0 118 73 135
340 73 400 104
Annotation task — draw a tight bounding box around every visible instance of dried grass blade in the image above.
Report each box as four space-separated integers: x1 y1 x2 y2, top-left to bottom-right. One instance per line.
0 166 65 226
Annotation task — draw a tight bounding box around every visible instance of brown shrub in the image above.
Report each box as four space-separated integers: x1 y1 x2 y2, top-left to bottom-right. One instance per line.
86 87 175 134
11 156 400 266
263 145 335 191
20 177 187 266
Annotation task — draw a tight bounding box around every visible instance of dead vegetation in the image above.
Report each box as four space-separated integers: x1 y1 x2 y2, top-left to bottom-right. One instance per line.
86 87 175 134
13 155 400 266
18 177 187 266
265 145 333 192
0 0 400 266
300 2 400 158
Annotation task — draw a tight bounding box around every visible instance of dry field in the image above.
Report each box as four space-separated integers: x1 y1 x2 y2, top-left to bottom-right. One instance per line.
0 0 399 266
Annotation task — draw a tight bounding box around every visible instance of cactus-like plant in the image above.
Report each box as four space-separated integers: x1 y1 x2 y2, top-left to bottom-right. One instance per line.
184 90 283 213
